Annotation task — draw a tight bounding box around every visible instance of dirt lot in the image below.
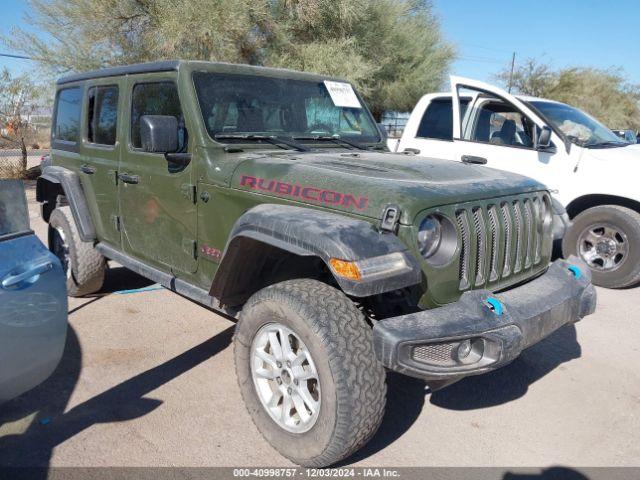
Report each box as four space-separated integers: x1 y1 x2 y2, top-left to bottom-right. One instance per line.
0 184 639 470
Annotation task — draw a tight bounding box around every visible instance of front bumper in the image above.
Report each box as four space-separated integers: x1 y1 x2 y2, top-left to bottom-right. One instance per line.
373 256 596 382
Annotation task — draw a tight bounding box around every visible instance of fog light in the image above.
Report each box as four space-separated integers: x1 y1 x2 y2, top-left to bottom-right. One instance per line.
457 339 472 359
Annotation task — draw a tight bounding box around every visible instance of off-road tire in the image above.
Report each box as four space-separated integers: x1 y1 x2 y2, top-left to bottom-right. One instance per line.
48 206 105 297
234 279 387 467
563 205 640 288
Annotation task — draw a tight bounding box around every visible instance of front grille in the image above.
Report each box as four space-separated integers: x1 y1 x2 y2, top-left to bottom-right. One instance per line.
457 194 549 290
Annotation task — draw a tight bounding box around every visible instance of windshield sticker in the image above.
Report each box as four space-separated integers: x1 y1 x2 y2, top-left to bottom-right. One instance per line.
323 81 362 109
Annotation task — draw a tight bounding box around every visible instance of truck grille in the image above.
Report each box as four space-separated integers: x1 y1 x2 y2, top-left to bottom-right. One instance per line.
456 194 549 290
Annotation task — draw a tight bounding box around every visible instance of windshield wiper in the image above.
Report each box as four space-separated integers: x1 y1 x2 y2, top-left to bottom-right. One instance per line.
213 134 309 152
293 135 369 151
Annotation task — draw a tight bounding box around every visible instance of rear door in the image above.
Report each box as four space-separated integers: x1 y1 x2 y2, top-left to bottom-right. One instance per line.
450 76 570 191
398 94 470 159
0 180 67 404
118 74 197 274
78 79 122 247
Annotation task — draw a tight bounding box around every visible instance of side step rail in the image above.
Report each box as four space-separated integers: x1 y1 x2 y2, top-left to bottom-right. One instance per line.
95 243 234 316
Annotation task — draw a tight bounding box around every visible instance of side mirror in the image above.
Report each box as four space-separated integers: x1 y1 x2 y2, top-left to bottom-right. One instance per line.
140 115 179 153
377 123 388 142
536 126 553 149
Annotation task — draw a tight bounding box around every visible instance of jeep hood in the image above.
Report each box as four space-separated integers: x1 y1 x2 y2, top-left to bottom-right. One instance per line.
231 150 546 225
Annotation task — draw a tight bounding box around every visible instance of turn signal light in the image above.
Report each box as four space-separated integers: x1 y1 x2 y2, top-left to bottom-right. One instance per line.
328 258 361 281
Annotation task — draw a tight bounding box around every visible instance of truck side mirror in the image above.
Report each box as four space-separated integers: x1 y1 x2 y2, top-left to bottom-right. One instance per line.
536 126 553 150
140 115 179 153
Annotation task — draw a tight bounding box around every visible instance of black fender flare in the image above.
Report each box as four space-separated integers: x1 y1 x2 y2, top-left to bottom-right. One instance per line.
210 204 422 299
37 165 96 241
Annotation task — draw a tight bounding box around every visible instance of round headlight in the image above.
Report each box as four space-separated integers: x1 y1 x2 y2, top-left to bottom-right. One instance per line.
418 215 442 258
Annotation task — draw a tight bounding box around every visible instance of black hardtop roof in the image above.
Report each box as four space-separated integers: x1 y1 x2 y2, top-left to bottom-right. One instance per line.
56 60 341 85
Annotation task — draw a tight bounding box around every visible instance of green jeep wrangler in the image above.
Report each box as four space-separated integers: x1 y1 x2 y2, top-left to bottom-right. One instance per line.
38 61 596 467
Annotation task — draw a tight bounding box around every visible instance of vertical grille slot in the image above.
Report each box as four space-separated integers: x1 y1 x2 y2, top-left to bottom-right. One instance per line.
487 205 500 282
500 202 512 276
532 197 542 264
472 207 486 286
523 199 534 268
456 210 470 290
512 201 523 273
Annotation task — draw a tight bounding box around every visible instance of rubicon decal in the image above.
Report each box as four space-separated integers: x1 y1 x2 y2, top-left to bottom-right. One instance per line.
239 175 369 211
200 244 222 262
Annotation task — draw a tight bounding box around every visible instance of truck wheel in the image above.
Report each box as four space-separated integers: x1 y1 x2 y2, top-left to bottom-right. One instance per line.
234 279 386 467
563 205 640 288
48 206 105 297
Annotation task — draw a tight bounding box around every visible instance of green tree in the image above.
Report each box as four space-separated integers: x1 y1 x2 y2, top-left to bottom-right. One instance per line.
0 68 46 176
4 0 455 118
496 58 640 131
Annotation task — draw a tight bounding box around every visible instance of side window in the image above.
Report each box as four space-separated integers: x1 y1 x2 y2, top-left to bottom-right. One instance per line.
470 101 534 148
417 98 454 140
87 85 119 145
130 82 185 149
416 98 470 141
53 87 82 145
0 180 29 238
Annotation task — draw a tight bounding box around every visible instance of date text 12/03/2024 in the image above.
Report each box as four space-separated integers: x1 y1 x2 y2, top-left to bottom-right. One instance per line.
232 468 400 478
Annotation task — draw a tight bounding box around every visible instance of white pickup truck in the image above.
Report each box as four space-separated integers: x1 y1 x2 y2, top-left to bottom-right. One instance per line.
395 76 640 288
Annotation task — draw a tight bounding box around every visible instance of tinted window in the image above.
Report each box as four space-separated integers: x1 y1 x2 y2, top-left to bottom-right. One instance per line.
0 180 29 238
417 98 470 140
53 87 82 143
131 82 184 149
87 86 119 145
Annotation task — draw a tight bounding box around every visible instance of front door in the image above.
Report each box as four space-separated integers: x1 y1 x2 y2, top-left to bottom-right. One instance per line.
450 76 571 193
118 74 197 274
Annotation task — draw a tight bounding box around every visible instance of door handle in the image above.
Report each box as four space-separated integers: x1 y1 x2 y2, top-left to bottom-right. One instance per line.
118 173 140 184
1 261 54 289
461 155 488 165
80 164 96 174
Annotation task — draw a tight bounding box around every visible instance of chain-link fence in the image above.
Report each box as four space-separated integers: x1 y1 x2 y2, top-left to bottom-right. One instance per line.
0 149 48 179
381 111 410 138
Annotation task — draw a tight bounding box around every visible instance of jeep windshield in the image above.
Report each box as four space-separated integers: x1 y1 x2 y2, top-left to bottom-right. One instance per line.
192 72 381 148
528 100 630 148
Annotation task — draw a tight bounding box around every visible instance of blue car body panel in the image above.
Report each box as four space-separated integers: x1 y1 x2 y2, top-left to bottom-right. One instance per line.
0 181 68 404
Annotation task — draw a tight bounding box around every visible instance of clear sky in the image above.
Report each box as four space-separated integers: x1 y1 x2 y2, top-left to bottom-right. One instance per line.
1 0 639 88
434 0 640 88
0 0 31 75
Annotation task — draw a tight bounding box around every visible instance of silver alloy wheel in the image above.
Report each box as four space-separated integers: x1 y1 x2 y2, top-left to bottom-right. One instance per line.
51 226 71 280
578 223 628 271
250 322 321 433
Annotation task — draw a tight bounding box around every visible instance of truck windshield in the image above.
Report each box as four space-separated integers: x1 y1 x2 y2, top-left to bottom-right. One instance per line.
529 100 629 148
192 72 380 145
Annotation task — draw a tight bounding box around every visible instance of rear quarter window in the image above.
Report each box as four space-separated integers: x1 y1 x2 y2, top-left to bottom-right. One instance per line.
52 87 82 149
0 180 30 239
416 98 470 141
